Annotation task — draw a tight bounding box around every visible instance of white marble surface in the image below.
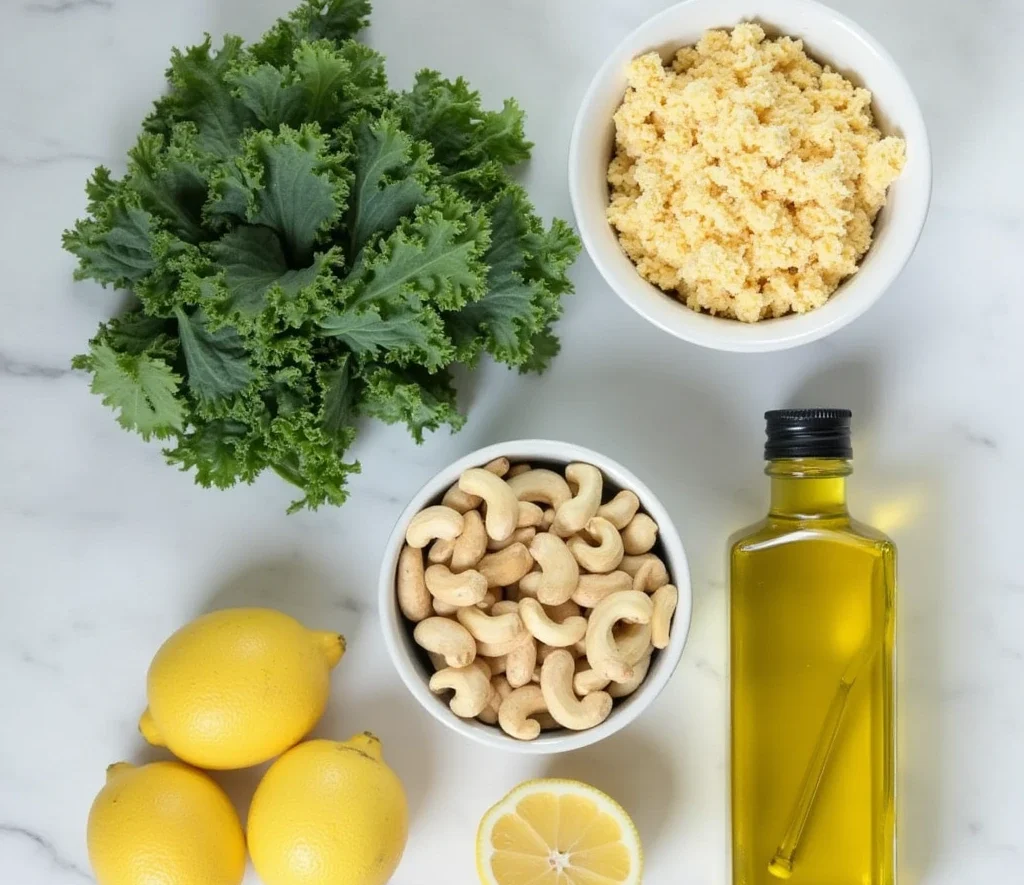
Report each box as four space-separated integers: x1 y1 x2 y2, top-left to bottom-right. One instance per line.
1 0 1022 882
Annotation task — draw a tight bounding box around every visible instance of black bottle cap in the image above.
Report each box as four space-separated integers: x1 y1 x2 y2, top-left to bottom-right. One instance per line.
764 409 853 460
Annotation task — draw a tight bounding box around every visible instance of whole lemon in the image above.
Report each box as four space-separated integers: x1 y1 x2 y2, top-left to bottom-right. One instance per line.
87 761 245 885
247 735 408 885
139 607 345 769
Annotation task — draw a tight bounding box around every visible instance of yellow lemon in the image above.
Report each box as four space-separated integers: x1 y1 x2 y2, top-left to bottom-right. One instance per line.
87 760 245 885
476 779 643 885
247 735 408 885
139 607 344 769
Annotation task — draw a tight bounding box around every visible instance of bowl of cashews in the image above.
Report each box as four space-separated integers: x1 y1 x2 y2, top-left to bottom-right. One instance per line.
378 439 692 753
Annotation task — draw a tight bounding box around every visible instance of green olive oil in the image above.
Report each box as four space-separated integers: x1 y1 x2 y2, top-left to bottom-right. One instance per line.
730 410 895 885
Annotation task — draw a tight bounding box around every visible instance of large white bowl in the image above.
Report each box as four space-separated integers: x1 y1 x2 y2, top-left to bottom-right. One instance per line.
378 440 692 755
568 0 931 352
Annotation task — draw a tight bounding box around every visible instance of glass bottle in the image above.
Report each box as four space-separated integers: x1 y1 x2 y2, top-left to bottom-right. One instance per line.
730 409 895 885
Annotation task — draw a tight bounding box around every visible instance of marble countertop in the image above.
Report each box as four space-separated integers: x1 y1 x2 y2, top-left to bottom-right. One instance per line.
1 0 1022 882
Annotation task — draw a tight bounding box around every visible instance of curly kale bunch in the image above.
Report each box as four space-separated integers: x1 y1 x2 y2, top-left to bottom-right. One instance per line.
65 0 579 511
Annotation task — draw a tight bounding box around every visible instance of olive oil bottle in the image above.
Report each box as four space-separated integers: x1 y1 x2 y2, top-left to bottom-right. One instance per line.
730 410 895 885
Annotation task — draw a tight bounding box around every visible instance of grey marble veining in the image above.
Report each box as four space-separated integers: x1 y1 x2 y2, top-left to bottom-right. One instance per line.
1 0 1022 882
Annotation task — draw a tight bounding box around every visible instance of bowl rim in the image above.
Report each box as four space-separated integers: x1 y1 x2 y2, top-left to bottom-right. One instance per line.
377 439 693 754
567 0 933 353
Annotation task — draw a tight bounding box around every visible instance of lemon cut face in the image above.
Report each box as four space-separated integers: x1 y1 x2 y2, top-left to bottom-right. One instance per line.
476 779 643 885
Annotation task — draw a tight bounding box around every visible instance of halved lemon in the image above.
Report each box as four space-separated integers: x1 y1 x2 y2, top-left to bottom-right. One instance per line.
476 778 643 885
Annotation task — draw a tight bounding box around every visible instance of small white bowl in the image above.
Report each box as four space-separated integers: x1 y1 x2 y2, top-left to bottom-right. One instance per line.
378 440 692 754
568 0 931 352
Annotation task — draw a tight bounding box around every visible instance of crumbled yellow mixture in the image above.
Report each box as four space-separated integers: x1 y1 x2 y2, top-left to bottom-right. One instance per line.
607 24 906 322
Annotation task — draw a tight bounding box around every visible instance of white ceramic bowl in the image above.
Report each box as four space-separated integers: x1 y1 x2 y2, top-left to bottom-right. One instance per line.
378 440 692 754
569 0 931 352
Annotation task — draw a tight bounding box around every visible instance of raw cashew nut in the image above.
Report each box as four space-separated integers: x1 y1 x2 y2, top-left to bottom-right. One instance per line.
553 464 603 537
536 712 562 731
519 598 587 647
517 572 541 598
483 457 510 477
478 674 512 724
432 597 459 616
487 526 536 552
476 610 526 656
540 640 586 662
479 700 499 725
397 544 432 622
441 485 479 513
608 651 652 698
619 552 666 577
573 661 611 695
572 571 632 608
540 650 613 731
451 510 488 571
506 469 573 509
636 562 670 593
458 468 519 542
615 621 653 669
632 561 665 593
505 634 538 688
477 635 527 657
621 513 659 556
651 584 678 649
586 590 654 682
517 501 544 528
413 617 477 668
597 490 641 530
536 643 562 663
424 564 488 607
476 543 534 588
507 462 532 478
541 508 556 529
430 659 492 718
457 605 526 646
498 684 548 741
621 554 670 591
427 537 455 564
475 589 500 611
406 505 465 549
545 600 582 623
441 457 509 512
528 532 580 605
428 651 448 671
480 654 508 677
568 517 624 574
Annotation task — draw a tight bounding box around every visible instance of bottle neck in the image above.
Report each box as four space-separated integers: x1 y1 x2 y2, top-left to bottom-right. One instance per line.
767 458 851 518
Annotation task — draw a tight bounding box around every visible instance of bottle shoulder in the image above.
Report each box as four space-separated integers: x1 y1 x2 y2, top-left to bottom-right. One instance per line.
847 516 896 548
730 514 896 557
728 517 772 554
